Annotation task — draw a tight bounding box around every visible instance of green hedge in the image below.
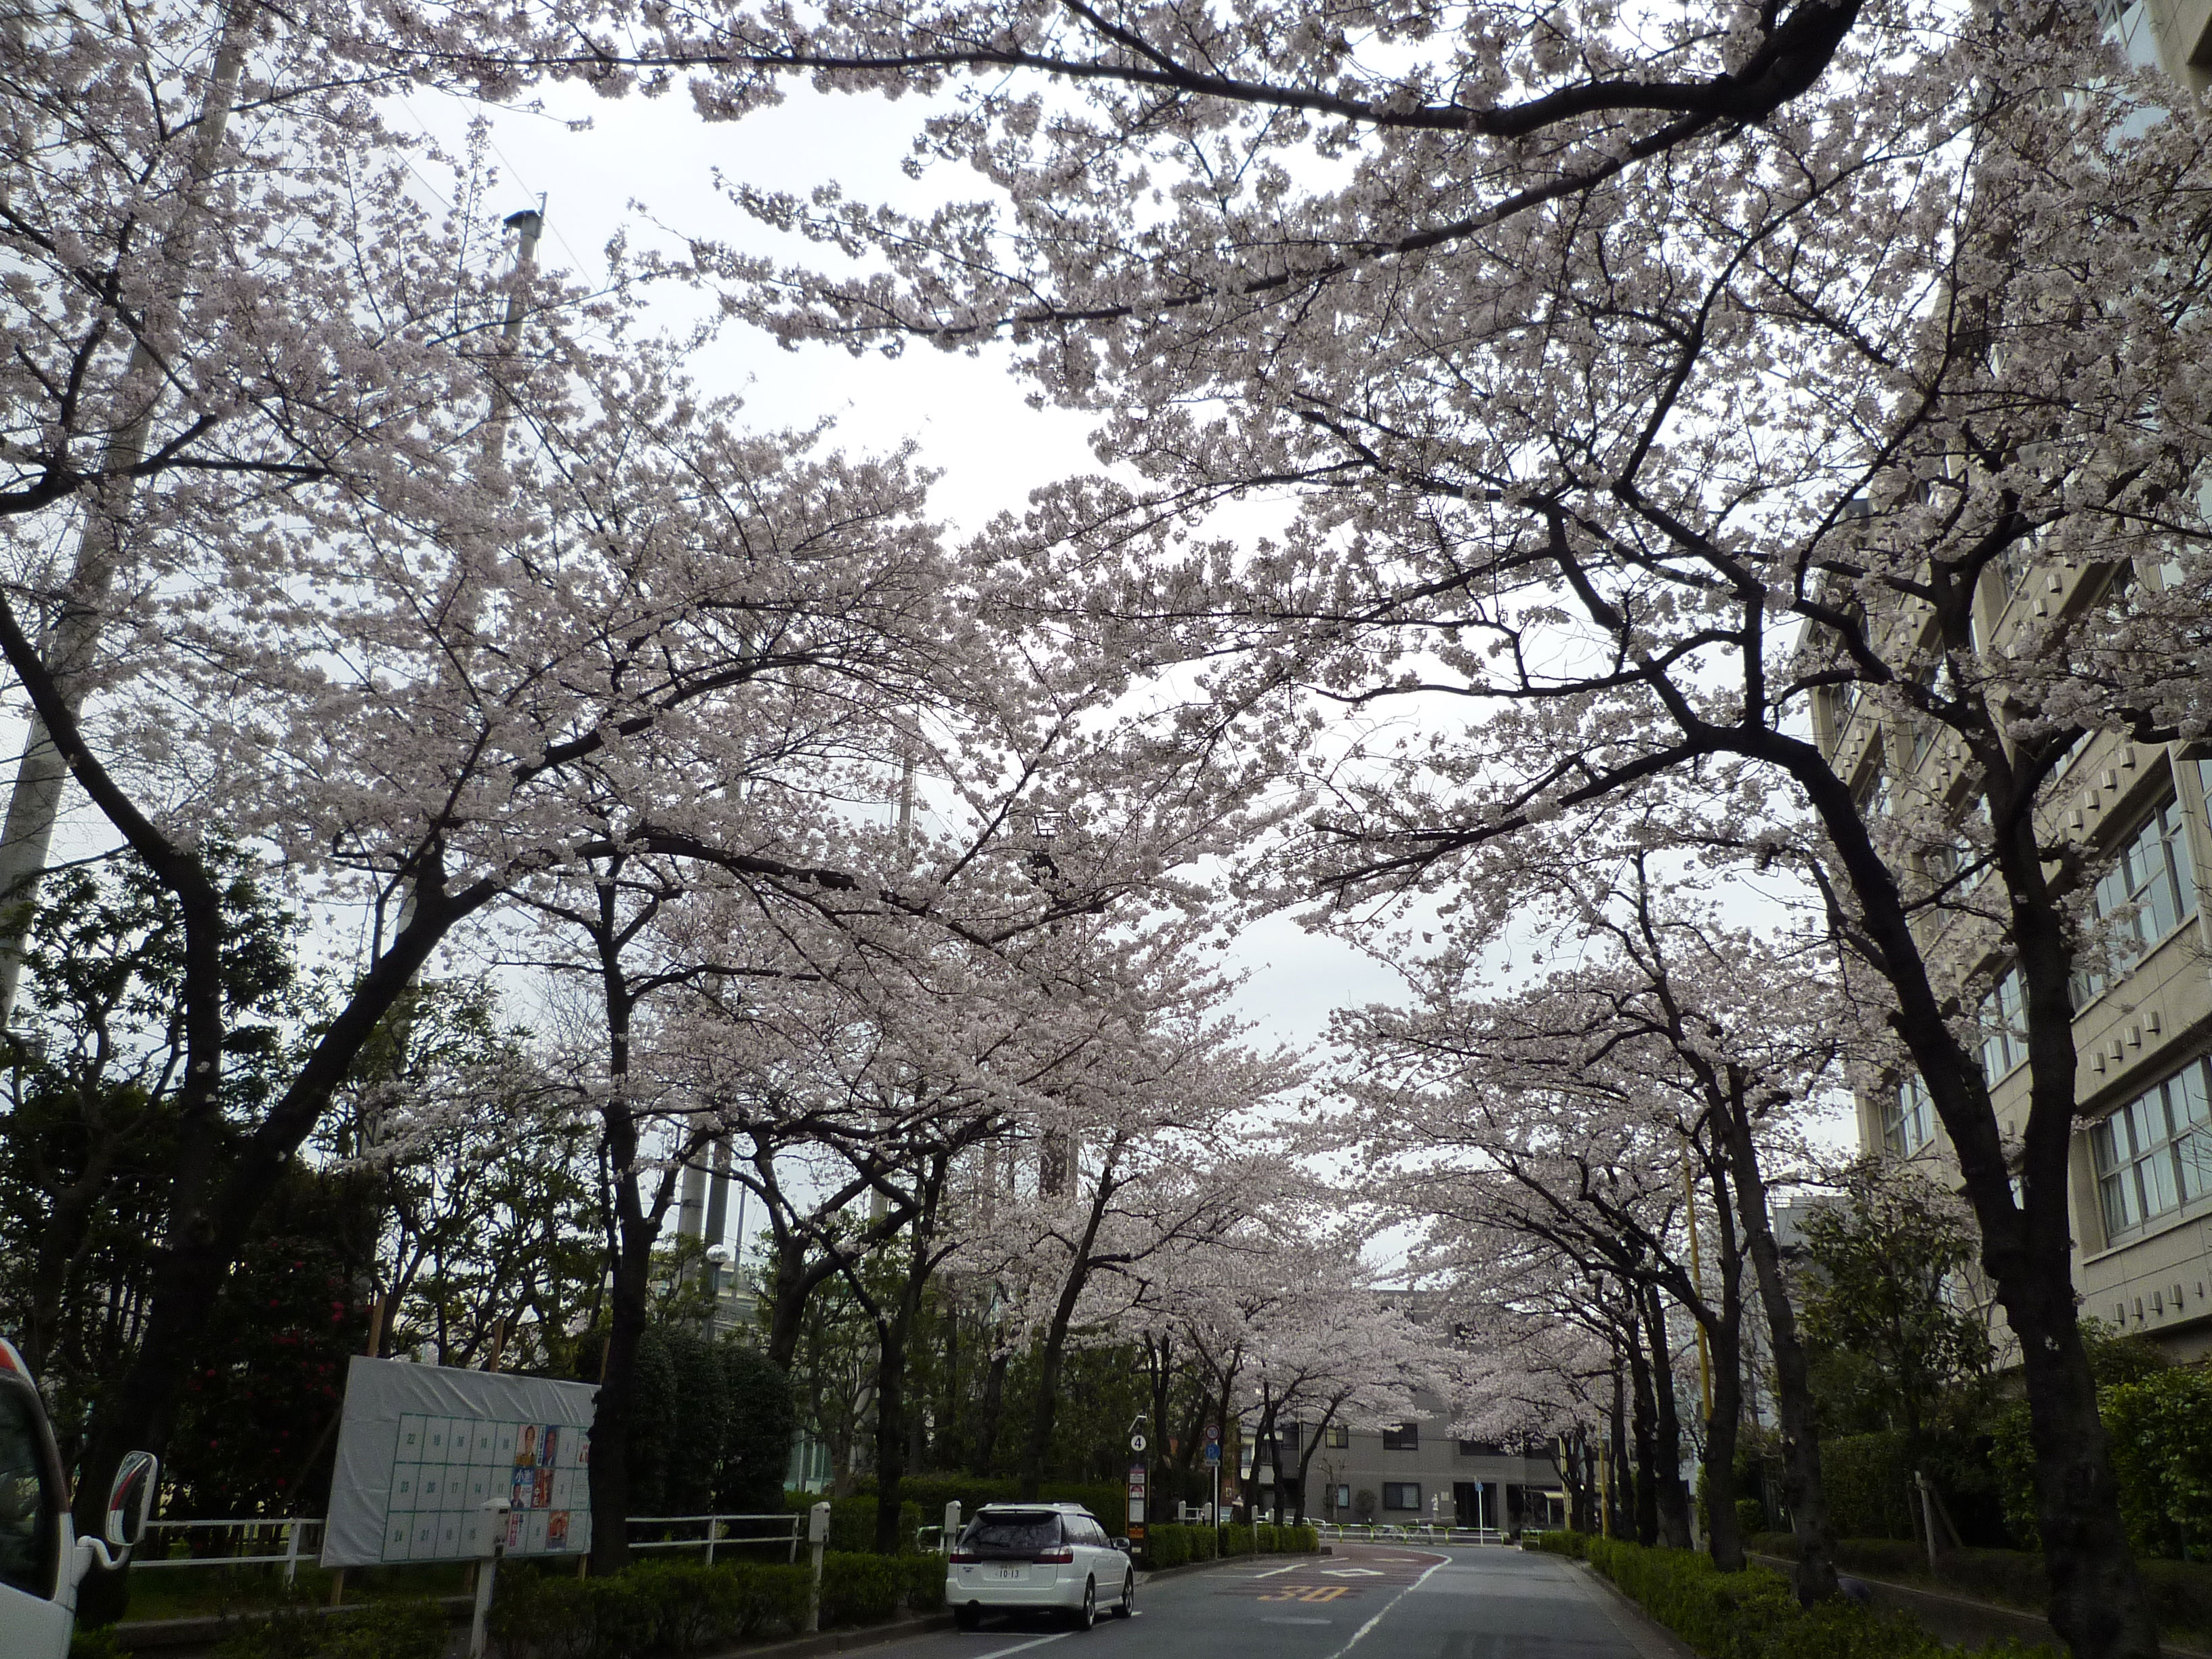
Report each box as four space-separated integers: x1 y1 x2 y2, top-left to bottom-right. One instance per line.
779 1492 923 1553
830 1477 1128 1536
818 1553 903 1627
1818 1433 1917 1542
1546 1538 2055 1659
213 1601 447 1659
1139 1521 1313 1570
1749 1534 2212 1645
488 1553 947 1658
491 1561 809 1659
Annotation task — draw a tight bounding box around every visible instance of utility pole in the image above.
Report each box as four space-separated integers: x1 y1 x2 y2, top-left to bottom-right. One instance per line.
0 0 255 1021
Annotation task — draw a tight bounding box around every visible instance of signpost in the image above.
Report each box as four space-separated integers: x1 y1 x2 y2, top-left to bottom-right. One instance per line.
1204 1425 1221 1540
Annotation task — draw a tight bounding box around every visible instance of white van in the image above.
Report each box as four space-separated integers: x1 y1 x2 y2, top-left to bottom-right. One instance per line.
0 1339 157 1659
945 1502 1135 1631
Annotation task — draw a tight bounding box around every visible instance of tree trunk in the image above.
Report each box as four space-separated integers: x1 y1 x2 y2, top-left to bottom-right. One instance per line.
1609 1367 1633 1538
1642 1286 1694 1549
1017 1165 1117 1498
972 1348 1009 1473
871 1305 910 1555
587 1242 650 1574
1626 1327 1661 1547
1718 1075 1838 1603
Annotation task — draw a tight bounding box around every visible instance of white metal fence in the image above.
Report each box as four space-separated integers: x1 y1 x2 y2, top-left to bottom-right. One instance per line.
625 1513 803 1564
135 1517 325 1584
1314 1521 1511 1547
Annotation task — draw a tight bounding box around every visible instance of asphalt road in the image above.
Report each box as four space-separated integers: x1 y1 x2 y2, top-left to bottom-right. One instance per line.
864 1542 1683 1659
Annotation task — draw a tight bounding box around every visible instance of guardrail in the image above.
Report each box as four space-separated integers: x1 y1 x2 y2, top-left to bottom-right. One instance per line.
626 1513 804 1564
136 1517 325 1584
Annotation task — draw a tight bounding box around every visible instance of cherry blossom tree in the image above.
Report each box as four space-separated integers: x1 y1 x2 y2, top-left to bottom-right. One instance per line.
1361 855 1853 1593
617 0 2212 1645
1339 964 1761 1563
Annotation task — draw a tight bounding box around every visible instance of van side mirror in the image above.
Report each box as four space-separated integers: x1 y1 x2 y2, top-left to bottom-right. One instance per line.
104 1451 157 1550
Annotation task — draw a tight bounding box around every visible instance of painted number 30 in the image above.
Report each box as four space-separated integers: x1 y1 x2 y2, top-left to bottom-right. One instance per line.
1259 1586 1348 1603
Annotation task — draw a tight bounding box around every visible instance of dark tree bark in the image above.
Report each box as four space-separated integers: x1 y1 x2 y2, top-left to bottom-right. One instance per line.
971 1349 1009 1473
1697 1160 1748 1573
1626 1326 1661 1547
1716 1071 1839 1603
1641 1285 1694 1549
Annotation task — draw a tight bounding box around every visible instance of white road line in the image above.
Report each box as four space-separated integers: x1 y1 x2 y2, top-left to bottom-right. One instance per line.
973 1634 1071 1659
1318 1556 1448 1659
1253 1562 1303 1578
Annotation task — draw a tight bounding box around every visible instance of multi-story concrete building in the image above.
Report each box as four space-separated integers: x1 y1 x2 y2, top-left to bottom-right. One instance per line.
1256 1401 1563 1532
1822 558 2212 1361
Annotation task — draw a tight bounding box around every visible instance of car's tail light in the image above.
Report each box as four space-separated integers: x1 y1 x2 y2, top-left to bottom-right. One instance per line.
949 1549 978 1563
1036 1547 1074 1564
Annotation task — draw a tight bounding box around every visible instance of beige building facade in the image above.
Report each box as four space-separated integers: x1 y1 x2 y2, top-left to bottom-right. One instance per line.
1824 0 2212 1364
1822 565 2212 1361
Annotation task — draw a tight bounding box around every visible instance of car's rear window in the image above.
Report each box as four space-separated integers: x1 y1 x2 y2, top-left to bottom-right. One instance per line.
964 1512 1062 1555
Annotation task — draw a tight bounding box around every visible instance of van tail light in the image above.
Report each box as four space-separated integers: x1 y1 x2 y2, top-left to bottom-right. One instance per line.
1036 1547 1074 1564
949 1549 979 1563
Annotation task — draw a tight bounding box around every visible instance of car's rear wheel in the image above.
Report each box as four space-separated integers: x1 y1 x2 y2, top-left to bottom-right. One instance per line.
955 1604 981 1631
1073 1577 1096 1631
1114 1573 1134 1618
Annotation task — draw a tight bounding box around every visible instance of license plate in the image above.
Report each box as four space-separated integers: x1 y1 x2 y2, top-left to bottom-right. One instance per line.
996 1565 1025 1580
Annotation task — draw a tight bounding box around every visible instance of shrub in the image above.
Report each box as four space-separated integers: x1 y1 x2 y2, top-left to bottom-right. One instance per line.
819 1552 903 1627
780 1492 922 1554
1189 1525 1218 1561
1820 1433 1917 1542
1278 1524 1319 1553
1221 1524 1254 1557
1144 1525 1192 1570
901 1553 947 1612
1750 1534 2212 1648
2106 1369 2212 1561
1577 1539 2057 1659
216 1601 446 1659
1536 1530 1591 1559
489 1559 811 1659
835 1477 1128 1538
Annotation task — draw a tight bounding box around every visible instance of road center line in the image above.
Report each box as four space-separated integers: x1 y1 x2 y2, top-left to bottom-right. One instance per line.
1317 1555 1448 1659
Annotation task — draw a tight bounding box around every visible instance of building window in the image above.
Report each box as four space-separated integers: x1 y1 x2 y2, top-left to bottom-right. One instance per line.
1456 1437 1504 1457
1326 1423 1350 1449
2093 1057 2212 1238
1979 966 2028 1082
1882 1073 1936 1156
2078 795 2198 1000
1333 1483 1351 1511
1382 1483 1421 1511
1381 1423 1418 1451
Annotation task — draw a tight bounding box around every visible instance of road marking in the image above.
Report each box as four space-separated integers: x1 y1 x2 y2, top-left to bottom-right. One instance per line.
1321 1567 1384 1577
1262 1617 1336 1625
1254 1561 1303 1578
974 1635 1070 1658
1318 1555 1448 1659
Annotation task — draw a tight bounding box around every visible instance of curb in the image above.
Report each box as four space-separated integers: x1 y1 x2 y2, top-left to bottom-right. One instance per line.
1567 1561 1699 1659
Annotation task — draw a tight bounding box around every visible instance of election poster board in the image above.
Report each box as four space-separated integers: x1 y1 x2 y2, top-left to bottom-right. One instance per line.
321 1355 596 1568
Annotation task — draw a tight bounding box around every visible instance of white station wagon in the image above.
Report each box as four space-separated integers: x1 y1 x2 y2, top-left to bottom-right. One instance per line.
945 1502 1135 1631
